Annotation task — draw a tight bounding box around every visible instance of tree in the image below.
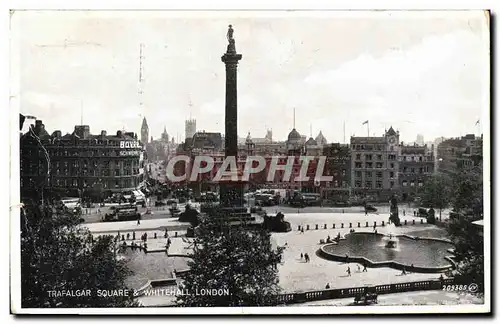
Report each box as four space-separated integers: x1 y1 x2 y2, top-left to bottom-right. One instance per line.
21 200 138 307
446 165 484 293
420 174 451 221
176 209 283 306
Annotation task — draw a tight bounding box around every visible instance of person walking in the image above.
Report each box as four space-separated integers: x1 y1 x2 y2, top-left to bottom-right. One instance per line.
363 264 368 272
325 283 330 289
300 253 304 260
346 266 351 277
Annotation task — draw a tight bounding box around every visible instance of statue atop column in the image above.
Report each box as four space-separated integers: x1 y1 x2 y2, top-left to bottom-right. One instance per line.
226 24 236 54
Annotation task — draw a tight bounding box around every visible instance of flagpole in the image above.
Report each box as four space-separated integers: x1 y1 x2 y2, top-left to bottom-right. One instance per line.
367 121 370 137
343 121 346 144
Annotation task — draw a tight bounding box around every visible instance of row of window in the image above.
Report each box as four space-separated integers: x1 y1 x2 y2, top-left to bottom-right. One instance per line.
49 149 141 158
354 162 396 169
351 144 388 151
51 160 137 169
51 168 139 177
355 171 391 178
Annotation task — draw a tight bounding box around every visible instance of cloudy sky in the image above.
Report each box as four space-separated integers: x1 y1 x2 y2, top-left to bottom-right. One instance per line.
12 10 489 144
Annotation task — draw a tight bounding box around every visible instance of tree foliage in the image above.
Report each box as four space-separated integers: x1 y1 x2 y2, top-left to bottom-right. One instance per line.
446 165 484 293
176 210 283 306
21 200 138 307
420 173 451 217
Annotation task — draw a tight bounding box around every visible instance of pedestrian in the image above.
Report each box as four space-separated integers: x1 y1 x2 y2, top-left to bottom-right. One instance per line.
365 209 368 216
403 210 406 216
363 264 367 272
401 267 407 275
357 264 361 272
345 253 349 263
414 210 416 217
325 283 330 289
347 266 351 277
127 233 130 240
300 253 303 259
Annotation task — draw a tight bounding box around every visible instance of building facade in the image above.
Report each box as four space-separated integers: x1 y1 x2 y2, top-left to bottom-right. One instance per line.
437 134 483 176
322 143 351 201
350 127 400 202
398 143 435 202
20 120 145 200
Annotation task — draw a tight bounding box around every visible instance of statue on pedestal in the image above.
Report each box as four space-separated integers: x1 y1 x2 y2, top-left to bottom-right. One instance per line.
226 24 236 54
389 195 401 226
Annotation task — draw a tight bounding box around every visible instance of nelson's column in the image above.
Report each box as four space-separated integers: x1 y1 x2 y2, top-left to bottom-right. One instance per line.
219 25 246 213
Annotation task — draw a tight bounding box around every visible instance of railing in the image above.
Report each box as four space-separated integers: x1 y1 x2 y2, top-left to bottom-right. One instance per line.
275 278 456 305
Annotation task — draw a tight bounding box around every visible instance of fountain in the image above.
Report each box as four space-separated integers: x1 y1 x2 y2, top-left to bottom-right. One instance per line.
383 233 398 249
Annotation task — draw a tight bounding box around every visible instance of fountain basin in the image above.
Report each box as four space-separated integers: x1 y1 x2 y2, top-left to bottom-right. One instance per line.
318 232 455 273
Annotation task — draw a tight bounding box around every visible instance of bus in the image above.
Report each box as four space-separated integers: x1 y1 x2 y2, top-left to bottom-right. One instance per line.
103 204 140 222
61 198 81 209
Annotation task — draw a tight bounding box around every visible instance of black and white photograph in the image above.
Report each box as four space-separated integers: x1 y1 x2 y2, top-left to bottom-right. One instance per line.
8 9 490 315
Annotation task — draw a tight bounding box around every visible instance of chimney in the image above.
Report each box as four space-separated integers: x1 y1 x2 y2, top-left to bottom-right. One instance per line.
101 130 107 136
116 130 122 137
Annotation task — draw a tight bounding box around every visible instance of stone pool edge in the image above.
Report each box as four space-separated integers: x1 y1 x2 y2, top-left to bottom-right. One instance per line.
317 232 455 274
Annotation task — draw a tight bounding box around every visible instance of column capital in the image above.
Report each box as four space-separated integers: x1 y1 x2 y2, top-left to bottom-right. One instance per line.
221 53 243 64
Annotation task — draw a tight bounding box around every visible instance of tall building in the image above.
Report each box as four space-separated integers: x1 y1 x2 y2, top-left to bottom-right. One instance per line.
437 134 483 175
141 117 149 145
20 120 145 201
398 143 435 202
322 143 351 201
416 134 424 146
185 118 197 142
350 126 400 201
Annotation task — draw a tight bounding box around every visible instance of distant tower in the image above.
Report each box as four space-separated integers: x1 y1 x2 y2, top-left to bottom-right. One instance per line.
185 118 196 141
141 117 149 144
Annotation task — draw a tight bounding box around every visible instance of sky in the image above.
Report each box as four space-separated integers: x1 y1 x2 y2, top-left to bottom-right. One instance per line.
11 10 489 144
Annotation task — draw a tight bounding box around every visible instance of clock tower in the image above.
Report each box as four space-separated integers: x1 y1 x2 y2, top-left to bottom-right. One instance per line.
385 126 400 151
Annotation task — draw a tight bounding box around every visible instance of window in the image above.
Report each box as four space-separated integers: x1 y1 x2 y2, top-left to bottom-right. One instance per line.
388 154 396 160
419 156 423 162
390 181 394 188
403 156 407 161
355 171 362 177
355 180 362 188
419 168 423 174
411 156 415 161
366 180 372 188
402 180 408 187
376 162 383 168
376 181 383 188
377 154 382 160
390 171 394 178
390 163 394 169
411 168 415 173
410 181 415 187
403 167 407 173
366 162 373 168
376 171 383 178
366 171 372 178
355 162 362 168
342 169 346 176
418 181 423 187
366 154 372 160
356 154 361 160
334 180 338 187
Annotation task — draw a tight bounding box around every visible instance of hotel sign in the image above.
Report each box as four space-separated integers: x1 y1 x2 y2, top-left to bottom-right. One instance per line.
120 141 141 149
